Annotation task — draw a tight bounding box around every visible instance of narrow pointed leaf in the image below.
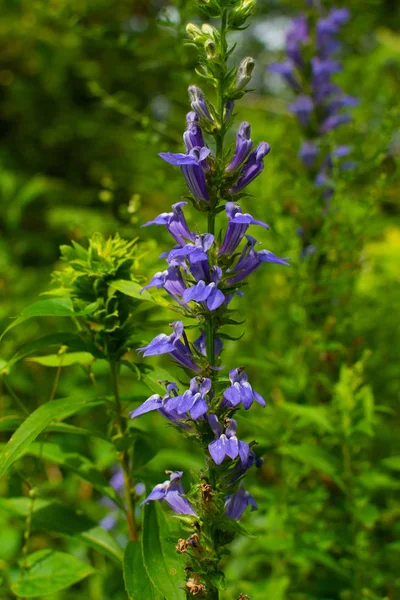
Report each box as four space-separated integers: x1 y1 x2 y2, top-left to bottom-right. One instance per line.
11 549 94 597
111 280 153 301
124 542 162 599
26 352 94 367
142 502 186 600
0 395 102 478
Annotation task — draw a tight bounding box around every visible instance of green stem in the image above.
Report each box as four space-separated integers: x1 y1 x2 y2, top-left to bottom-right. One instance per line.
342 440 361 599
110 362 138 541
21 488 36 573
3 376 29 416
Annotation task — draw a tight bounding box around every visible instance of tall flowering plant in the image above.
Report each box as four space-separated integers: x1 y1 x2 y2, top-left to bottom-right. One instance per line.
270 2 357 254
131 0 289 597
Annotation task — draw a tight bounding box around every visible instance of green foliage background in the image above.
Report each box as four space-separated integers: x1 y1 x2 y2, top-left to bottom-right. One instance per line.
0 0 399 599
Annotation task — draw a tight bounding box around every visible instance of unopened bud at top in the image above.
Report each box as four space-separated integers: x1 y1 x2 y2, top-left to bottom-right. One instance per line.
233 57 255 93
230 0 256 28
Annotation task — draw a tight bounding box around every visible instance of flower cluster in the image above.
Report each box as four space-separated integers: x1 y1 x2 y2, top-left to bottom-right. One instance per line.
270 5 357 200
132 1 289 595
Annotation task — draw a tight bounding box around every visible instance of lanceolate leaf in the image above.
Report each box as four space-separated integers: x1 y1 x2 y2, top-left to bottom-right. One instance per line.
124 542 162 600
1 298 97 340
0 497 122 563
11 549 94 597
0 395 102 478
142 502 186 600
0 416 107 440
26 352 94 367
111 279 153 301
3 332 100 373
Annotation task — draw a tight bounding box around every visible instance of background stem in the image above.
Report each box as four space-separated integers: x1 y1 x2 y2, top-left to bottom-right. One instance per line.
110 362 138 541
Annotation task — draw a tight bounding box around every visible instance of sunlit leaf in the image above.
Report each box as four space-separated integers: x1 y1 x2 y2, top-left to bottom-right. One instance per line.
0 395 102 478
124 541 162 599
142 502 185 600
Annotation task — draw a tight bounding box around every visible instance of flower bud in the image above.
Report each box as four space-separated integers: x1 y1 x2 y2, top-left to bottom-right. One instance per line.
188 85 214 123
233 57 255 93
201 23 214 36
230 0 256 28
204 39 217 60
186 23 204 42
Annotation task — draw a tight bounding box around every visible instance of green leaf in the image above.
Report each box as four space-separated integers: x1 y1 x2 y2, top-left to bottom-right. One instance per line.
132 433 159 471
124 542 162 600
3 333 99 373
0 395 101 478
1 298 97 340
355 503 380 527
22 442 123 508
142 502 185 600
0 415 107 439
142 366 178 396
112 280 153 301
11 549 94 597
208 571 226 591
0 497 122 563
26 352 94 367
381 456 400 471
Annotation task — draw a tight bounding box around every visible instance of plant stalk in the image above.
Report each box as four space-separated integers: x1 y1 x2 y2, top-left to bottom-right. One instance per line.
110 362 138 541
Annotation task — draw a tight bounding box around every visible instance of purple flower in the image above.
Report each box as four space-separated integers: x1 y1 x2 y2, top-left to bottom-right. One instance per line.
194 329 223 358
138 321 201 372
326 95 358 114
312 58 342 86
219 202 269 256
316 16 340 58
208 415 250 466
183 280 225 311
130 382 178 420
314 82 340 104
288 95 314 127
184 112 206 151
319 113 351 134
269 61 301 91
142 471 196 515
226 122 253 173
188 85 214 123
100 469 145 530
166 377 212 420
227 236 290 285
229 142 271 194
224 99 235 122
168 234 214 284
299 141 319 169
159 147 211 203
222 367 266 410
168 233 213 266
330 8 350 27
230 449 263 484
286 16 308 67
322 145 352 169
142 266 186 305
224 483 257 520
141 202 194 247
